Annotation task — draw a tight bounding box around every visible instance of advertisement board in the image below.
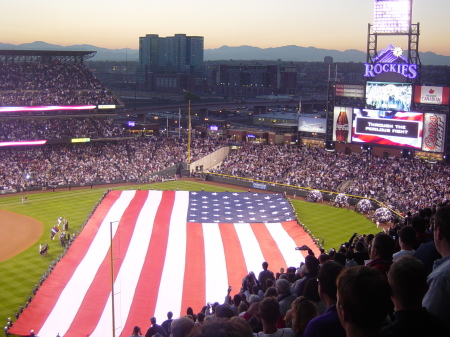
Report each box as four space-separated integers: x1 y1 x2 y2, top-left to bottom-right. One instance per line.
366 82 412 111
298 117 326 133
352 109 423 149
333 107 352 143
335 84 365 98
414 86 450 105
422 113 446 153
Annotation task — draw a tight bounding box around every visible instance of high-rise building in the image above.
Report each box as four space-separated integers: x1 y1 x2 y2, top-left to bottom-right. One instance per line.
139 34 204 76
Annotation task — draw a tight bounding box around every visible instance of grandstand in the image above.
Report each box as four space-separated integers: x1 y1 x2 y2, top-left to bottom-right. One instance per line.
1 49 450 337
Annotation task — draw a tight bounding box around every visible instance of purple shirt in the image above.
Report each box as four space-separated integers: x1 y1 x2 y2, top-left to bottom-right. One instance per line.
303 305 346 337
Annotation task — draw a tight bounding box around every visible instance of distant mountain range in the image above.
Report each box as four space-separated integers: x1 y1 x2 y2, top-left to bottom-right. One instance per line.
1 41 449 66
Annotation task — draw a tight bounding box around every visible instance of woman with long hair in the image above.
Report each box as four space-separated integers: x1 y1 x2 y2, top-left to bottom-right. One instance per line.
286 297 318 337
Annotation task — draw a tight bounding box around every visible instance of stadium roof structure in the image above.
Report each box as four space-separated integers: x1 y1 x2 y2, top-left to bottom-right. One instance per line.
0 49 97 64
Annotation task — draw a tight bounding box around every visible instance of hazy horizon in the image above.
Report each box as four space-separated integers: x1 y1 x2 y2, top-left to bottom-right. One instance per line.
2 0 449 56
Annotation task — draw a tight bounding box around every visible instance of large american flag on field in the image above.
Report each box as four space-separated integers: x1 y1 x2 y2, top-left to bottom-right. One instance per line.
10 190 319 337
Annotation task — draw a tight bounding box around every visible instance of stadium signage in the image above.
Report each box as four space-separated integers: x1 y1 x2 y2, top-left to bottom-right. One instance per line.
364 44 418 79
422 113 446 153
252 182 267 190
364 63 418 79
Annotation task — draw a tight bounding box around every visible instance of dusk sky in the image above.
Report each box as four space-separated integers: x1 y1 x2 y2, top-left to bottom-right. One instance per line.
2 0 449 56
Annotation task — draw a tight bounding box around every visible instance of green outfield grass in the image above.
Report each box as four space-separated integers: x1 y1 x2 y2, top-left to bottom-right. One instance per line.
0 181 380 329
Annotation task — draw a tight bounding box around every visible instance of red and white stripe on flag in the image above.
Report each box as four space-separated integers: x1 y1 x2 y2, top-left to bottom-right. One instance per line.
10 190 319 337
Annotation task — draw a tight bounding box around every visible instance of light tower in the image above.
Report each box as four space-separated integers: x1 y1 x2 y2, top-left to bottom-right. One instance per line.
366 0 420 84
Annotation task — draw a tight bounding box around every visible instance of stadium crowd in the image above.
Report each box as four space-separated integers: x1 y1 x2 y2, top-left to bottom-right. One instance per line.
211 143 450 215
0 117 130 141
0 136 229 191
0 61 122 106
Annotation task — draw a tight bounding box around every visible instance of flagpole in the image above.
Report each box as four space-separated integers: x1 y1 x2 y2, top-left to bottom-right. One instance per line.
178 107 181 138
187 100 191 175
110 221 118 337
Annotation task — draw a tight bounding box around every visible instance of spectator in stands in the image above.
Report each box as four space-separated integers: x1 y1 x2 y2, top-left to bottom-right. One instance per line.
422 204 450 323
215 304 235 319
336 266 392 337
366 232 395 277
187 317 253 337
130 326 142 336
264 287 278 298
302 278 326 315
145 317 167 337
276 279 297 318
352 241 370 265
229 294 242 316
303 261 345 337
392 226 417 261
411 216 433 247
318 253 330 266
161 311 173 335
258 262 275 292
172 317 196 337
251 297 295 337
383 256 450 337
295 255 320 297
285 297 318 337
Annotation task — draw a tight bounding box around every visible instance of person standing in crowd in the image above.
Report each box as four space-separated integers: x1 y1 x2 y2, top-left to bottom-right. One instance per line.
130 326 142 336
161 311 173 336
303 261 345 337
276 279 297 318
251 297 295 337
366 233 395 277
336 266 392 337
145 317 167 337
422 204 450 323
258 262 275 292
392 226 416 261
383 256 450 336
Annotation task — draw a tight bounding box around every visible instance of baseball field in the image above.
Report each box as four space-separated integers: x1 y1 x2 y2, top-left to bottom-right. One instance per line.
0 179 379 334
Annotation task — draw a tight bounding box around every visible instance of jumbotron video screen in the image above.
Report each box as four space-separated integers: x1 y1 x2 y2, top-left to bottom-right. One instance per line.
352 109 423 149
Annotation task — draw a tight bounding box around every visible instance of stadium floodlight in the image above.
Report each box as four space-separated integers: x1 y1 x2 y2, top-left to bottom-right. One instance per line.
373 0 412 34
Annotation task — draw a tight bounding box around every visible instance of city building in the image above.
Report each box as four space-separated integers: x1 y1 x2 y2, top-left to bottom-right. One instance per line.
138 34 204 91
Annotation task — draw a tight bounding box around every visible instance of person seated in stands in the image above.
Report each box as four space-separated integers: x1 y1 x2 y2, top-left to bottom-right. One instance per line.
366 232 395 277
336 266 392 337
382 256 450 337
392 226 417 261
303 261 345 337
422 204 450 323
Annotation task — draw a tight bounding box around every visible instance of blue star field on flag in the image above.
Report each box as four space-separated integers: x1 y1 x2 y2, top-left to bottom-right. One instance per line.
187 192 295 223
